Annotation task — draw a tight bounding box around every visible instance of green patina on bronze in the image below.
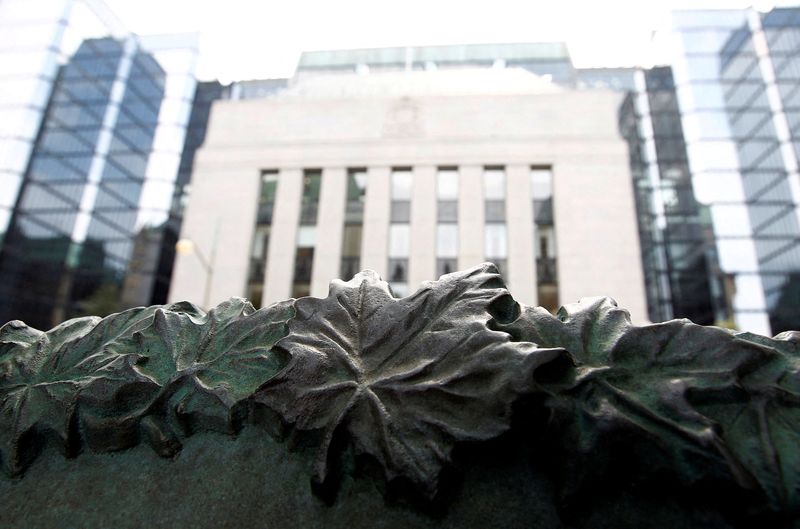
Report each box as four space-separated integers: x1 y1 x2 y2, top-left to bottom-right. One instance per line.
0 263 798 528
0 298 293 474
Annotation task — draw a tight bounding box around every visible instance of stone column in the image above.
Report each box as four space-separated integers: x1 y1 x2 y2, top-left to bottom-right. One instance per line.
554 157 648 322
506 164 536 305
361 166 391 277
311 167 346 297
458 165 484 270
168 165 260 308
263 168 303 304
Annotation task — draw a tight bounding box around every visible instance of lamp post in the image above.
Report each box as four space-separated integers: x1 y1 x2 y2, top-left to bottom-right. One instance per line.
175 224 218 310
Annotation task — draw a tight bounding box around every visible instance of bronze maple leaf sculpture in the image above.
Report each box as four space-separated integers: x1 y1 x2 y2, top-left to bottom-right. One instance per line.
254 264 564 497
0 263 799 519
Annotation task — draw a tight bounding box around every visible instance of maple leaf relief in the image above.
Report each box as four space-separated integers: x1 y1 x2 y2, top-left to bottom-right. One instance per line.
255 263 565 497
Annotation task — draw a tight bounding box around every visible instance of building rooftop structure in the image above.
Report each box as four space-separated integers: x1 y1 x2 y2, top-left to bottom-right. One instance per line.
298 42 572 69
296 42 578 85
280 67 563 99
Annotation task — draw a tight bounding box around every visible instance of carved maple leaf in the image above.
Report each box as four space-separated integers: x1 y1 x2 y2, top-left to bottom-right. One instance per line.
255 263 564 497
0 308 158 475
0 299 295 475
493 297 800 512
125 298 293 437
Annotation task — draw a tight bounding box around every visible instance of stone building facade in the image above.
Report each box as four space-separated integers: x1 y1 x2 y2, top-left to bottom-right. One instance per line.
169 68 648 321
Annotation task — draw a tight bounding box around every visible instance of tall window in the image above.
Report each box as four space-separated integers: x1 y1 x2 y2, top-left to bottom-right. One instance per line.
246 170 278 307
292 169 321 298
483 167 507 277
532 166 558 313
388 168 411 297
340 168 367 280
436 167 459 277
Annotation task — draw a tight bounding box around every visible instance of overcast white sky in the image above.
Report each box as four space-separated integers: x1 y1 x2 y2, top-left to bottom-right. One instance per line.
103 0 798 82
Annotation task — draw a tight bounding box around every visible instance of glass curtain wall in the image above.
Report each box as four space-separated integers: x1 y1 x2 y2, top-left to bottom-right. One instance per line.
651 68 721 325
436 167 458 277
620 90 674 322
388 168 411 296
122 34 197 309
748 8 800 333
483 167 507 277
340 168 367 280
531 167 558 313
670 7 800 333
717 18 789 333
151 80 230 306
0 0 197 328
291 169 321 298
0 0 71 250
246 170 278 307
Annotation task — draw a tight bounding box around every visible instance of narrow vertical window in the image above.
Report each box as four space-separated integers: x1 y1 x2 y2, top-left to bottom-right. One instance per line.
388 168 412 297
246 170 278 308
341 168 367 280
436 167 459 277
292 169 321 298
532 166 558 313
483 166 507 277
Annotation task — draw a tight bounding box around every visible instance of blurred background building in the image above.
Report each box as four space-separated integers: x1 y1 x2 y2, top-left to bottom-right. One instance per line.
571 6 800 335
0 0 197 328
168 52 649 321
0 1 798 336
607 6 800 335
660 7 800 335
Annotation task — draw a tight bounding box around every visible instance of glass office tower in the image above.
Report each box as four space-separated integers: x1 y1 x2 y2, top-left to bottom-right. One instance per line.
0 0 197 328
669 8 800 334
0 0 71 249
619 67 724 326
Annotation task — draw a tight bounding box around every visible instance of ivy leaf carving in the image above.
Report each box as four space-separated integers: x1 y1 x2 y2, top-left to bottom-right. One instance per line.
124 298 293 436
255 263 564 497
493 297 800 512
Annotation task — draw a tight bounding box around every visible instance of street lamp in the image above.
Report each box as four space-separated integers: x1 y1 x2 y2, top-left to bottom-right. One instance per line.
175 234 216 310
